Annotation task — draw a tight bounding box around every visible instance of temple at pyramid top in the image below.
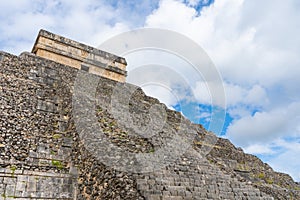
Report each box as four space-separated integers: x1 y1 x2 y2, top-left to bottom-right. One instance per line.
32 29 127 82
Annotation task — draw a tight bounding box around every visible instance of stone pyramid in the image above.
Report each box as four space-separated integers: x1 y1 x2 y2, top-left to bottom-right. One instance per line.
0 30 299 199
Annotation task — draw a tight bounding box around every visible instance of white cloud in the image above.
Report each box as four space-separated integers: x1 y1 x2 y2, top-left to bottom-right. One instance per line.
125 49 196 107
146 0 197 29
244 144 274 155
186 0 201 7
192 81 212 105
227 110 286 145
0 0 136 54
191 81 268 112
146 0 300 92
227 102 300 146
225 83 268 107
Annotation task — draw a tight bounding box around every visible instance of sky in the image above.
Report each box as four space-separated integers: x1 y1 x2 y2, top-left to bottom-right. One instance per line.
0 0 299 181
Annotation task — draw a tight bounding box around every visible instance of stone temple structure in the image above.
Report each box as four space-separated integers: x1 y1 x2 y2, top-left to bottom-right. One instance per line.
32 30 127 82
0 30 299 199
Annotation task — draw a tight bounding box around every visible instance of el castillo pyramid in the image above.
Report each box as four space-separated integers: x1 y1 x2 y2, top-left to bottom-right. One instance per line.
0 29 299 200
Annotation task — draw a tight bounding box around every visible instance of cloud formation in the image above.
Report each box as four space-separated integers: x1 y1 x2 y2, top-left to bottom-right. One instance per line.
0 0 160 54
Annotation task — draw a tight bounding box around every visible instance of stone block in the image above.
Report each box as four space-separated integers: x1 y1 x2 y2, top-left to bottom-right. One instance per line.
0 183 5 194
3 177 16 185
37 100 57 113
162 196 183 200
5 184 16 196
148 195 161 200
16 181 26 192
27 180 36 192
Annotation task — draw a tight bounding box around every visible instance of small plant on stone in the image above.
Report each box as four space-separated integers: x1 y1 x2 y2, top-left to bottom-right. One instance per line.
109 121 116 127
97 107 103 113
257 172 265 179
50 150 57 155
266 178 274 184
53 133 62 139
10 165 17 177
52 159 64 170
148 148 155 153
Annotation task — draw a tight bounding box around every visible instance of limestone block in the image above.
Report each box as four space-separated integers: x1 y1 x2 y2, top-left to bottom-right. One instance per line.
32 29 127 82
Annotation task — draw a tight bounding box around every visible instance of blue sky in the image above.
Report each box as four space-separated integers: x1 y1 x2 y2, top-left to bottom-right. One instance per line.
0 0 300 181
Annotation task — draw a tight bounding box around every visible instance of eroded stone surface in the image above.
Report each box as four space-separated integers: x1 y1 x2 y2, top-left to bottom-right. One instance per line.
0 50 300 200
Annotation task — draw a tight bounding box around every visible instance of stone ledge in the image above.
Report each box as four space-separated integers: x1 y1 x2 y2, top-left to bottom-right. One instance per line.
31 29 127 82
33 29 126 65
0 169 72 178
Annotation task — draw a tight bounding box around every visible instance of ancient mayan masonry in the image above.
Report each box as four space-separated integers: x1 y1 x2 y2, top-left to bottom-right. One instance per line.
0 30 300 199
32 29 127 82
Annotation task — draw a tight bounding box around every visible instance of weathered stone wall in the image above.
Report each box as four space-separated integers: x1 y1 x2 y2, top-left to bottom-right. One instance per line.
0 51 76 199
1 50 300 200
206 137 300 199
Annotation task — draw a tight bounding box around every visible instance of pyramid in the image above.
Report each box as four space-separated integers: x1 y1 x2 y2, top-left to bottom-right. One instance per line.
0 30 299 199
